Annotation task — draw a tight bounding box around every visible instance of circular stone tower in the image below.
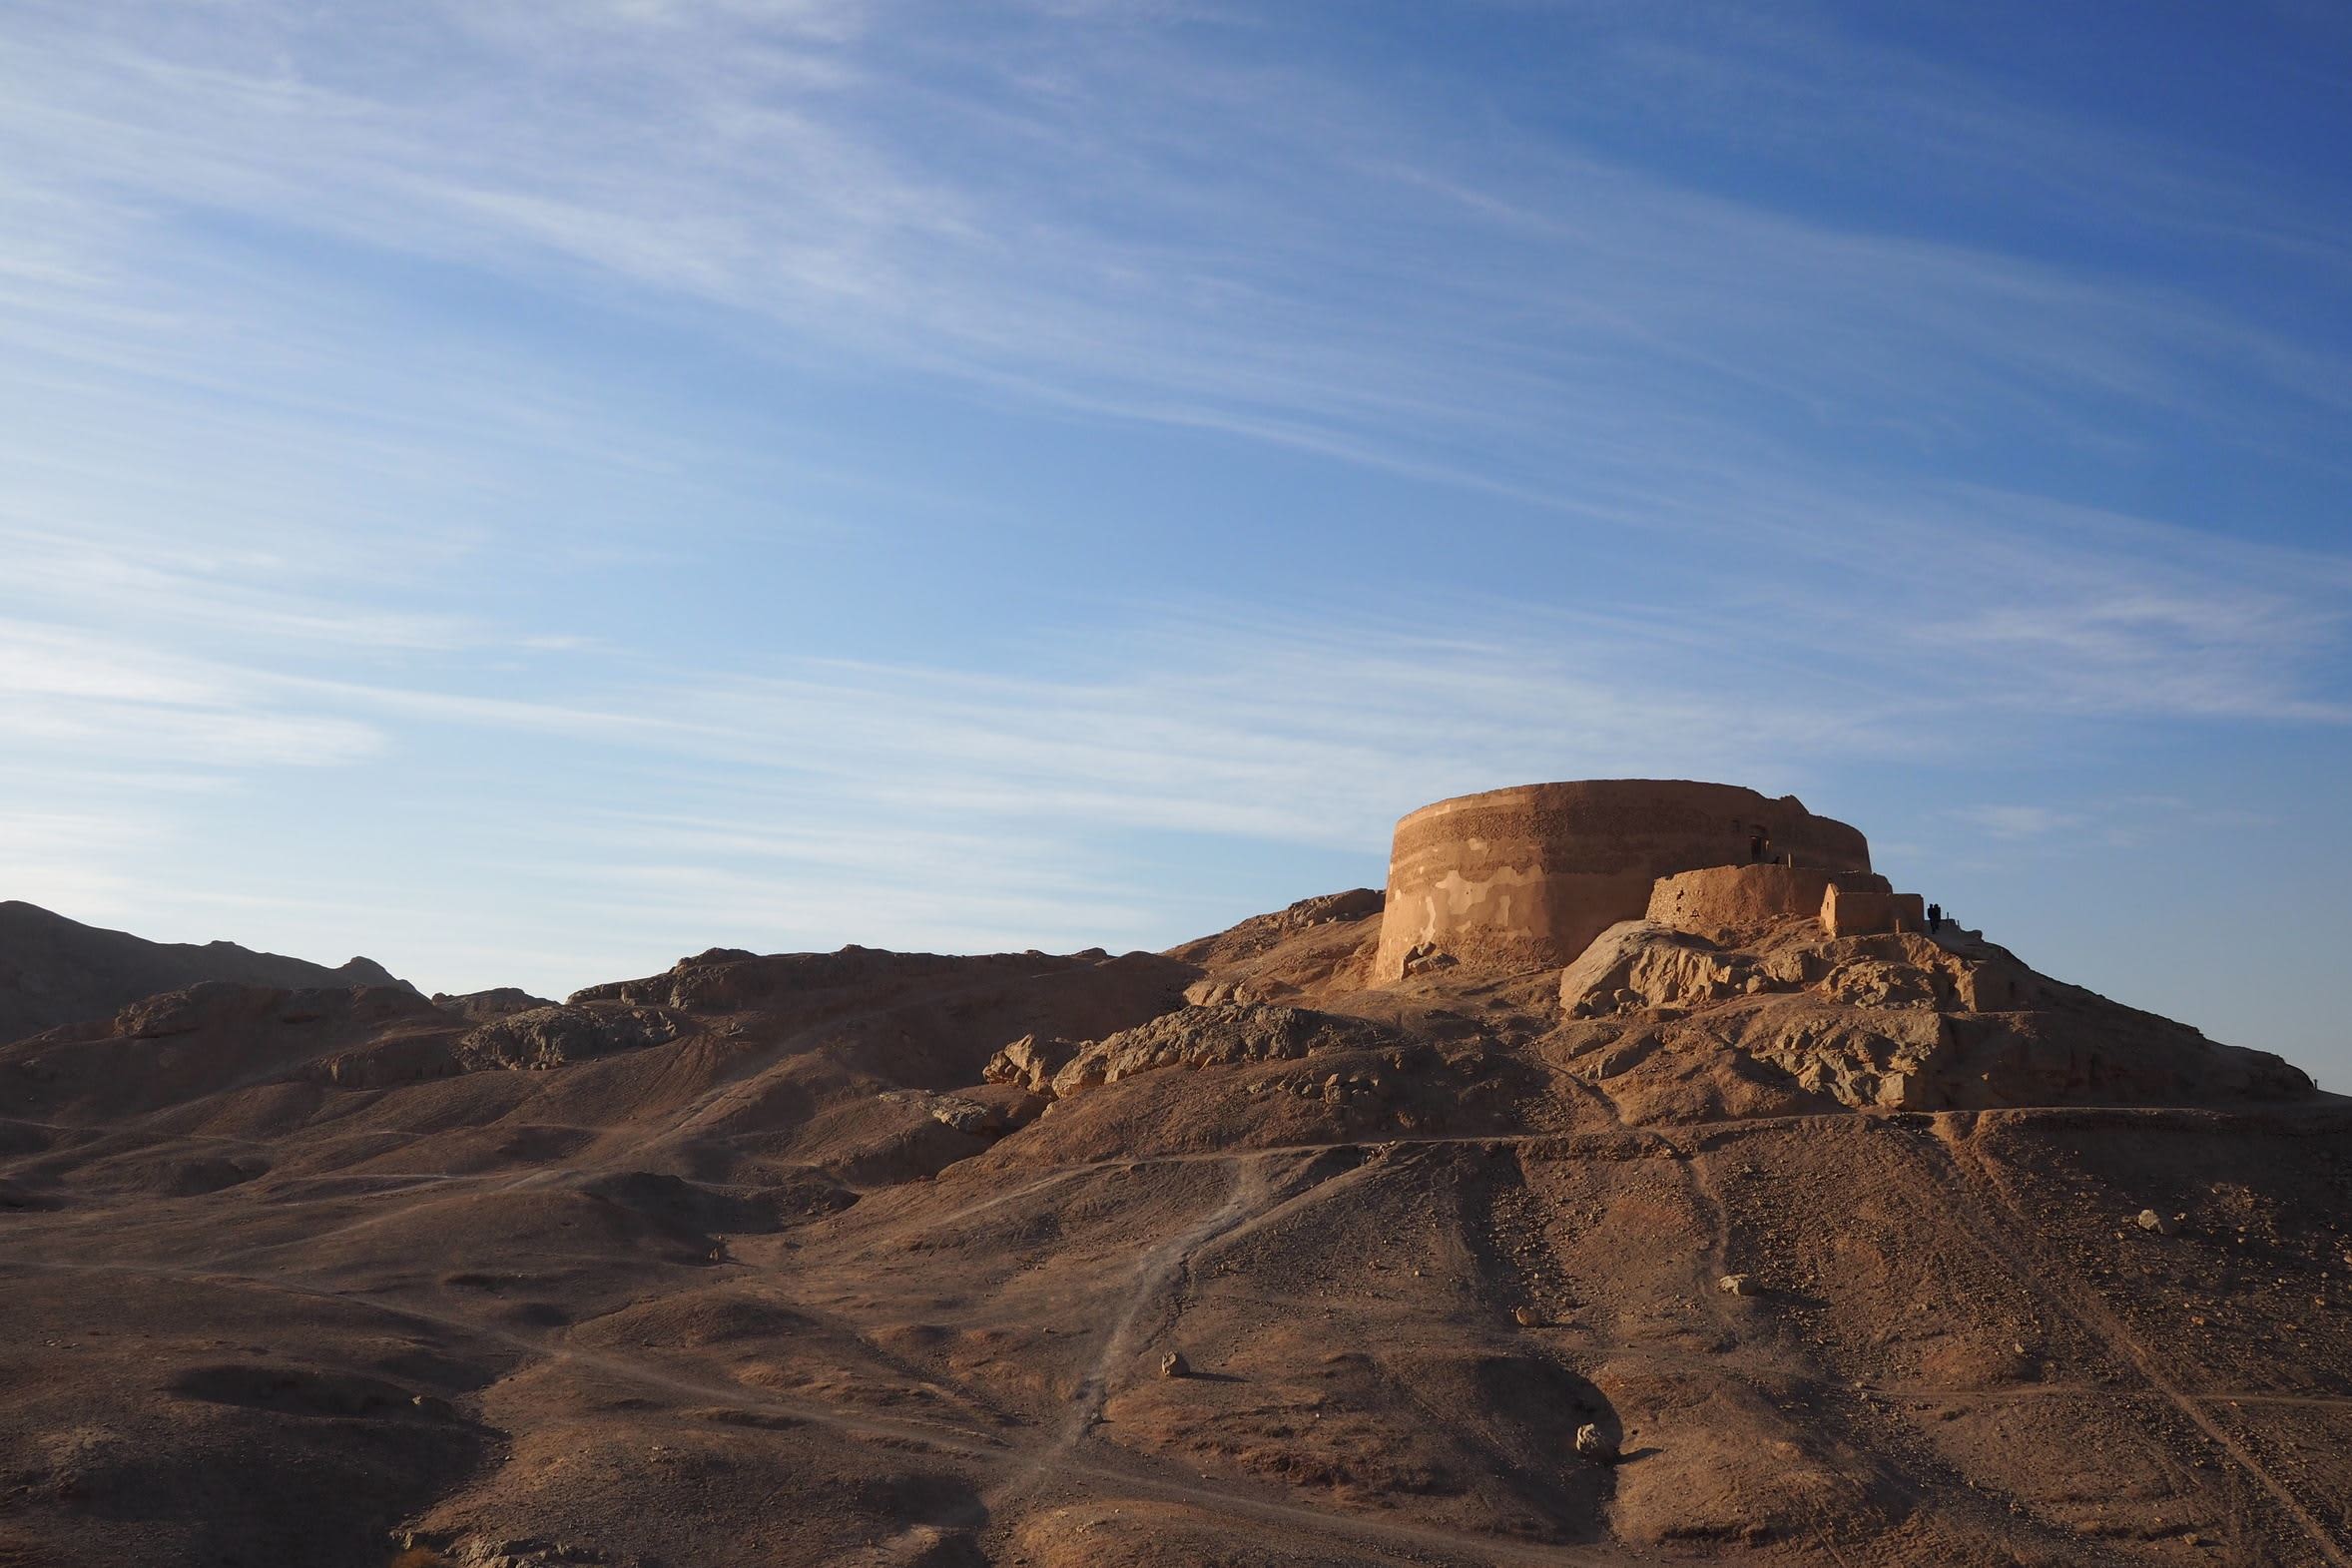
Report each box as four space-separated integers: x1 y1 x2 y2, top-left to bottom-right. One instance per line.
1374 780 1870 981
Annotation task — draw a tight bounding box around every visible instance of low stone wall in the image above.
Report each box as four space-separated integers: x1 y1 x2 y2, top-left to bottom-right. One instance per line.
1647 863 1889 939
1820 884 1927 938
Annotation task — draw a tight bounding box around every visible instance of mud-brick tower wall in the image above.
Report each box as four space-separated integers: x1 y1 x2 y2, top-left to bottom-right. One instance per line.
1374 780 1872 981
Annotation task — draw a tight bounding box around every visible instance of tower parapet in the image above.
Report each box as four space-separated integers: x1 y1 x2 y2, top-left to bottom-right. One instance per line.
1375 780 1870 980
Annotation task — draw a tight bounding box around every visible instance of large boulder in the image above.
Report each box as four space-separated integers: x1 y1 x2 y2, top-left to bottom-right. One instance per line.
982 1034 1082 1094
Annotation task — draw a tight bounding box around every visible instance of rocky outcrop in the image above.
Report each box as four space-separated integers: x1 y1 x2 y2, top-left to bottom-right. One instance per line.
0 981 452 1121
1565 924 2033 1024
1166 889 1383 969
1724 999 1953 1108
1556 921 2311 1116
981 1034 1083 1095
1163 889 1385 1008
991 1003 1408 1103
108 979 435 1041
454 1004 686 1073
1559 922 1768 1018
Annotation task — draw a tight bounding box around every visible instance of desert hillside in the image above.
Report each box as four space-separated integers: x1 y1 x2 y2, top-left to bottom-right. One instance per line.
0 899 413 1046
1 874 2346 1568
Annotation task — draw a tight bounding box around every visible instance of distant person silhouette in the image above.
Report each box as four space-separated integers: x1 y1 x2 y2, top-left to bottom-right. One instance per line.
1927 901 1943 932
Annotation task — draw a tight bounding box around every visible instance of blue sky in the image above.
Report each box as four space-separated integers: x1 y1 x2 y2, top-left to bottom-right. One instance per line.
2 1 2348 1079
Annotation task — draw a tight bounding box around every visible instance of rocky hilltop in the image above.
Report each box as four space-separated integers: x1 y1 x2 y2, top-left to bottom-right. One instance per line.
0 899 414 1044
2 793 2347 1568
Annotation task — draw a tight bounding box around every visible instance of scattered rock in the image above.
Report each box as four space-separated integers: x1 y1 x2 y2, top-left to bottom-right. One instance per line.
1159 1350 1189 1378
1574 1423 1618 1464
2136 1209 2177 1236
926 1095 999 1135
1401 943 1458 976
1718 1273 1758 1297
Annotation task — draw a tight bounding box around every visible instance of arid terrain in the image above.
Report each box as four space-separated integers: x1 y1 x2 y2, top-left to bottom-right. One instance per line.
3 884 2347 1567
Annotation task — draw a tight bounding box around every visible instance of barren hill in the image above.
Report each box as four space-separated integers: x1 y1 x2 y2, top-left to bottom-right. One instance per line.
0 899 414 1044
3 807 2348 1567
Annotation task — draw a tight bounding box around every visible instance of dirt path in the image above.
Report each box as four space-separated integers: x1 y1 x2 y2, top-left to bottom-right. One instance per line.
1061 1157 1274 1441
7 1208 1644 1568
1918 1125 2352 1568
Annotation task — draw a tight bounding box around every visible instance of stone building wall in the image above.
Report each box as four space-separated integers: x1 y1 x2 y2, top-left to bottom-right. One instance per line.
1646 862 1890 941
1819 884 1928 939
1375 780 1871 981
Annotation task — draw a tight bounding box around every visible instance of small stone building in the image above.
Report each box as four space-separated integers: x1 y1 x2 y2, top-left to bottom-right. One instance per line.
1645 862 1892 941
1819 883 1927 939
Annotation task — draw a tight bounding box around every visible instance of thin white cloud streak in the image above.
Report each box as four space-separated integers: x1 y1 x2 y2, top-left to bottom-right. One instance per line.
8 478 2342 853
234 597 1895 845
1738 490 2352 725
1940 793 2289 859
189 558 2349 843
0 522 478 653
451 805 1173 968
0 622 384 769
1953 805 2082 841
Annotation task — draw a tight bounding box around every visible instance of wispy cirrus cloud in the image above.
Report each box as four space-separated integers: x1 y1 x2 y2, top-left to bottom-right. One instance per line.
1953 804 2083 841
0 623 384 769
5 0 2349 708
5 0 2349 500
0 523 476 653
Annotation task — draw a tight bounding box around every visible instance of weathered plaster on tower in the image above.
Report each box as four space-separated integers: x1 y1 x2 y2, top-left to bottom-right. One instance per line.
1375 780 1871 981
